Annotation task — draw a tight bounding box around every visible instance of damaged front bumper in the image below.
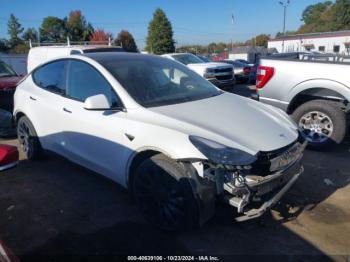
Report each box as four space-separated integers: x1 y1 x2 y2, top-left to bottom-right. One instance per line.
193 140 306 222
225 161 303 222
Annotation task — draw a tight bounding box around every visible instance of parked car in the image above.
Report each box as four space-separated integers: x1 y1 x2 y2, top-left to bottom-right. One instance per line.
0 144 19 171
27 45 125 72
0 60 23 111
162 53 235 90
14 53 305 230
257 55 350 149
218 60 251 83
235 59 254 67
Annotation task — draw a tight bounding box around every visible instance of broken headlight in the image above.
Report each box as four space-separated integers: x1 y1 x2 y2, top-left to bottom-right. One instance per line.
189 136 257 167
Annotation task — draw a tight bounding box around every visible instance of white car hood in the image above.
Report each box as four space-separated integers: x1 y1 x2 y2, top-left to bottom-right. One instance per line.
148 93 298 155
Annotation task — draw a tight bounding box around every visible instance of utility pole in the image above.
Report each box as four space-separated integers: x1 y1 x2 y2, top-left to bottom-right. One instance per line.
279 0 290 53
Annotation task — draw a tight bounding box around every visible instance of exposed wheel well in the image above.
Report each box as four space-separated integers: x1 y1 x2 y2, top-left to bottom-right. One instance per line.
287 88 349 114
127 150 162 191
14 112 26 122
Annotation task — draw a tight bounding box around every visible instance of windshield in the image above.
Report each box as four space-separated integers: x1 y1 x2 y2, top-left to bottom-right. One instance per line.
0 62 17 78
98 55 221 108
171 54 204 65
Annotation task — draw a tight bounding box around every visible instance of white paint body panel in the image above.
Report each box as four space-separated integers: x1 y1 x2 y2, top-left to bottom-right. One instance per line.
14 55 299 188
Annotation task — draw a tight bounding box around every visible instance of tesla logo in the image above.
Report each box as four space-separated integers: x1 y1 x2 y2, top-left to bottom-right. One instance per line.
279 134 287 138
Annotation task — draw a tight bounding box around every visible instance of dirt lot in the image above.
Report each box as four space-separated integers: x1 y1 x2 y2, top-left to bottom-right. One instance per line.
0 84 350 261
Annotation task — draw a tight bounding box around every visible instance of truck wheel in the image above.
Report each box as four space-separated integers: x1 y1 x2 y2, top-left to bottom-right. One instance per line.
17 116 42 160
133 154 199 231
292 100 347 150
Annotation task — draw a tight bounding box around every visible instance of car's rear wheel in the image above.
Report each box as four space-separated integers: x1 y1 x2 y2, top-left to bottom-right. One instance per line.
292 100 347 150
133 154 199 231
17 116 42 160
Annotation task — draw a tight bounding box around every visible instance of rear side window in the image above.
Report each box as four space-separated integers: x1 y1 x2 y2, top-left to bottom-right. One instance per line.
32 61 67 95
66 60 120 107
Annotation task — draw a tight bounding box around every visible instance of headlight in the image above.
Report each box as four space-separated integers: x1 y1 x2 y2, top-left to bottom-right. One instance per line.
204 68 215 79
189 136 257 166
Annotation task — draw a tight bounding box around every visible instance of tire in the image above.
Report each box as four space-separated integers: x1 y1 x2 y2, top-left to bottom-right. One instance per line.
17 116 42 160
292 100 347 150
132 154 199 231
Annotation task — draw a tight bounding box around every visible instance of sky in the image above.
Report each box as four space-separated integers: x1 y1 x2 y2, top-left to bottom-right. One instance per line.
0 0 327 49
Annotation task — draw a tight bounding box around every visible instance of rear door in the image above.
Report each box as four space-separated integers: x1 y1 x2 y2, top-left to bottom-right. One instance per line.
58 59 130 182
30 60 68 153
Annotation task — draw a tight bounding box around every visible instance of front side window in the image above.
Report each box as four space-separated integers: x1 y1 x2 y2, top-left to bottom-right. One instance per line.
32 60 67 94
66 60 120 107
97 55 221 108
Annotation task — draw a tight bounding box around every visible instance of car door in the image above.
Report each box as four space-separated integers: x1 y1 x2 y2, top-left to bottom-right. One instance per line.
59 59 131 183
30 60 68 154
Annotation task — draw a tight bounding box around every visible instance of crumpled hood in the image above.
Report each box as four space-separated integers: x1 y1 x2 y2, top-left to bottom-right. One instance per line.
148 93 299 155
0 76 23 90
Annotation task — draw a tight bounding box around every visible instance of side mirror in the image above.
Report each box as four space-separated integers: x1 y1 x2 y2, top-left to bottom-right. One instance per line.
84 94 111 111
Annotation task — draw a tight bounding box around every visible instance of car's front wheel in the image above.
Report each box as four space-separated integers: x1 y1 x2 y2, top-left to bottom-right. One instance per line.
292 100 347 150
17 116 42 160
133 154 199 231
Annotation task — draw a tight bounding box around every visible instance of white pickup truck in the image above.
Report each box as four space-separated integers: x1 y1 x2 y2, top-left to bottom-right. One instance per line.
257 53 350 150
162 53 235 90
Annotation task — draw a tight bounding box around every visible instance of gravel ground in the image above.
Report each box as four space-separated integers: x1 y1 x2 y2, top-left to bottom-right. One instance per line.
0 84 349 261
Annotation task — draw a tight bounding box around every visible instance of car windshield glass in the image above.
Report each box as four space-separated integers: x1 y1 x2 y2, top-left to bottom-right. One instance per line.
98 55 221 108
171 54 204 65
0 62 17 78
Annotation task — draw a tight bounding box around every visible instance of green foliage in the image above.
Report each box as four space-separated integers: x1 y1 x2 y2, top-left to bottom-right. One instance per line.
145 8 175 54
7 14 24 47
23 27 38 42
9 43 29 54
65 10 94 41
275 31 297 38
245 34 270 47
298 0 350 33
40 16 66 42
115 30 138 52
332 0 350 30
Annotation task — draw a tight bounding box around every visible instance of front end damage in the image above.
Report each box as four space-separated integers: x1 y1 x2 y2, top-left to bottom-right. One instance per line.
190 137 307 222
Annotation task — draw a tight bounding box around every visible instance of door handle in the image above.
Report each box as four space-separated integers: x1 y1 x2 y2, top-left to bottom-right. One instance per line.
29 96 37 101
63 108 72 113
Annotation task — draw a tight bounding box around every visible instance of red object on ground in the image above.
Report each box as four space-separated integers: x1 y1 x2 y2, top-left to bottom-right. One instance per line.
0 145 19 170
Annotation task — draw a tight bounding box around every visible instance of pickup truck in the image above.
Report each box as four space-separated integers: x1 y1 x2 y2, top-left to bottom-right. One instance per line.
257 55 350 149
162 53 235 90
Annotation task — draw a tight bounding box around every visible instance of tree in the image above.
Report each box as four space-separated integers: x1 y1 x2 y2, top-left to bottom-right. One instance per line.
65 10 94 41
0 39 10 53
145 8 175 54
23 28 38 42
115 30 138 52
89 29 111 42
254 34 270 47
299 1 333 33
331 0 350 30
40 16 66 42
7 14 24 47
